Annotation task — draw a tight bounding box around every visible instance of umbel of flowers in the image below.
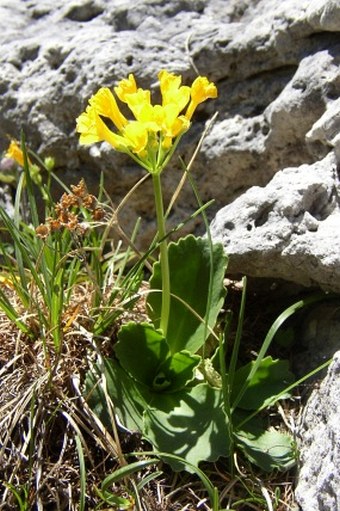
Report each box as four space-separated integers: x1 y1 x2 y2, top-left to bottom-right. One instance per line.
76 70 217 175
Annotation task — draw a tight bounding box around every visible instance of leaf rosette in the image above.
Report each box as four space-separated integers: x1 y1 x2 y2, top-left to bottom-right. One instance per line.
115 322 201 393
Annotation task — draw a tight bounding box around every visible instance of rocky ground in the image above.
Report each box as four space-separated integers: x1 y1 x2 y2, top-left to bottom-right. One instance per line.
0 1 339 509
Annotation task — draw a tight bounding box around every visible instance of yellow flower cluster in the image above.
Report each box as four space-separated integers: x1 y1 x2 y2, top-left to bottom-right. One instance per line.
76 70 217 173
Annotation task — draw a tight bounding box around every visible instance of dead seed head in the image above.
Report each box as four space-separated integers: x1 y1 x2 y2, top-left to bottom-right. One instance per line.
35 179 106 238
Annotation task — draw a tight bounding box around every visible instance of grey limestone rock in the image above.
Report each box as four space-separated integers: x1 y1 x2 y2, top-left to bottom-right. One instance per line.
295 351 340 511
306 97 340 159
210 151 340 293
0 0 339 247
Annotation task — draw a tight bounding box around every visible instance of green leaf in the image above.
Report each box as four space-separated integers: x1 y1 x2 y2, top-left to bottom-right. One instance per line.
115 322 200 392
147 235 227 354
85 362 231 472
235 423 296 471
115 322 169 388
85 356 200 434
155 350 200 392
143 383 231 471
95 489 134 508
84 358 149 433
231 357 295 410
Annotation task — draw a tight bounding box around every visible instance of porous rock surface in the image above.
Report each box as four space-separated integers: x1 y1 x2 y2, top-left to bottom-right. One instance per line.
0 0 340 253
295 352 340 511
210 151 340 293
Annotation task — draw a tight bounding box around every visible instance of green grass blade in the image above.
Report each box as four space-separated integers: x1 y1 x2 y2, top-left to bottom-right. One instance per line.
75 435 86 511
20 131 39 228
101 458 159 491
0 287 31 335
129 451 220 510
0 208 51 304
232 292 332 411
135 470 163 491
4 483 29 511
0 244 30 307
228 276 247 389
11 173 30 293
237 357 333 431
219 312 234 452
180 158 216 357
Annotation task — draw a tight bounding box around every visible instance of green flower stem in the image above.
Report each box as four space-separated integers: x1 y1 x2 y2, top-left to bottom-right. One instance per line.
152 172 170 336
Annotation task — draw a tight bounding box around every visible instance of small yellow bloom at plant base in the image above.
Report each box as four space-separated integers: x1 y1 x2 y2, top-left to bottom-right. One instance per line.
5 140 49 188
6 140 25 167
76 70 217 174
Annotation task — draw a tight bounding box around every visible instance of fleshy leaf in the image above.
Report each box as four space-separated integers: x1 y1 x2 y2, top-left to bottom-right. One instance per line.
235 423 296 471
147 235 227 354
115 322 200 392
115 322 169 388
85 360 232 472
143 383 232 471
84 358 150 433
155 350 201 392
231 357 295 410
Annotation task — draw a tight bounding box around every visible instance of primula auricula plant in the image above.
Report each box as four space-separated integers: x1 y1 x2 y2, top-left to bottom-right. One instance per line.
76 70 217 338
80 71 296 472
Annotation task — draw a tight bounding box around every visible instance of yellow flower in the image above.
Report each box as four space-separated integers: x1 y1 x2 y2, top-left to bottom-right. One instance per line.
0 273 18 289
76 105 129 150
5 139 43 186
88 87 128 132
123 121 149 155
136 103 186 137
114 74 137 102
76 104 148 155
76 70 217 173
159 70 191 112
6 140 25 166
123 88 152 121
191 76 218 103
159 104 190 139
185 76 218 121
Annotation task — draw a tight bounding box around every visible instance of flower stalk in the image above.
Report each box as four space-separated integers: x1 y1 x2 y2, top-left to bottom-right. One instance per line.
152 172 170 335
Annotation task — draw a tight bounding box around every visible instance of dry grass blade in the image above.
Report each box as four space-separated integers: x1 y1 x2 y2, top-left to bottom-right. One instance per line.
0 289 121 509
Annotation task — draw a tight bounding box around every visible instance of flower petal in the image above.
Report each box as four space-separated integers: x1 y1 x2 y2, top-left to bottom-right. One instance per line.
123 121 149 155
89 87 128 132
76 105 129 150
185 76 218 120
124 89 151 120
159 70 191 112
114 74 137 103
